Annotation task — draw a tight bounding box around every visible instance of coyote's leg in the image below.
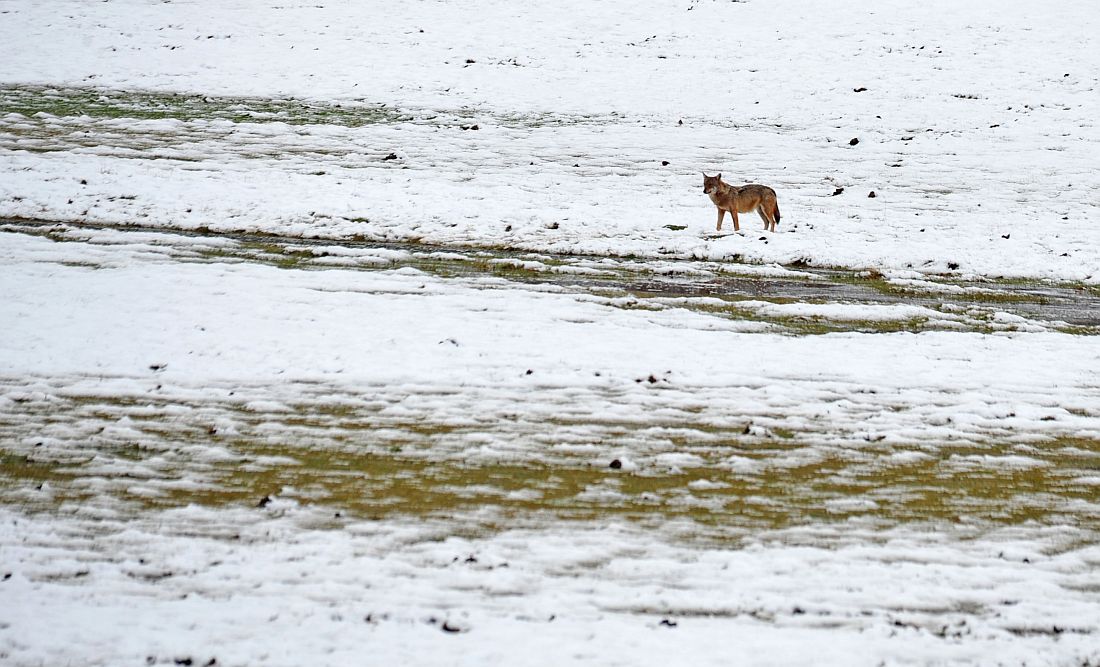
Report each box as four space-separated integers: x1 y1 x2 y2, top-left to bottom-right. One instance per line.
757 206 770 229
731 209 740 232
716 208 725 231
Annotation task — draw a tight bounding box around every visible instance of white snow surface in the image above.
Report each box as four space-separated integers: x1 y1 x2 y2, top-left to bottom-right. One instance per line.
4 506 1100 667
1 0 1098 279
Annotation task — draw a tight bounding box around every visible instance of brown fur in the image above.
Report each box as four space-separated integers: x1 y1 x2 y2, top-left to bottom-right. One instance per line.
702 173 781 232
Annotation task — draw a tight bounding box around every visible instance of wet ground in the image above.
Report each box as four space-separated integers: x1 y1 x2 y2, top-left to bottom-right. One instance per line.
6 218 1100 334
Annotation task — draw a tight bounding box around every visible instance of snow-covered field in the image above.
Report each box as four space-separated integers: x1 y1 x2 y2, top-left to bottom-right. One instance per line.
2 1 1100 665
2 0 1099 279
3 226 1100 666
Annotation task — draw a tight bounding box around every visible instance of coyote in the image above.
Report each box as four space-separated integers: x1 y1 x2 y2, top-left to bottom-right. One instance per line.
702 173 781 232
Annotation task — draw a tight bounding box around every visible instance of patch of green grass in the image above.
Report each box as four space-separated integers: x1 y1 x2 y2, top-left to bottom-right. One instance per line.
5 384 1099 531
0 85 619 130
10 436 1093 529
4 220 1097 336
639 293 951 334
0 451 67 482
0 449 93 507
0 85 408 127
500 110 618 128
828 270 1040 305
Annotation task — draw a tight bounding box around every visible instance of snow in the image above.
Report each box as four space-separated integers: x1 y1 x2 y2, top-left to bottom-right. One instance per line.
2 0 1100 665
4 506 1100 667
1 0 1098 280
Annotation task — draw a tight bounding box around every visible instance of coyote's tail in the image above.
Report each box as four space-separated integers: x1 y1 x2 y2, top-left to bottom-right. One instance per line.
773 201 781 225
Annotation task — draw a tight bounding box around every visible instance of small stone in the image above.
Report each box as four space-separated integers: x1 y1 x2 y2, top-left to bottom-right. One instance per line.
382 152 398 161
831 187 844 196
257 495 272 508
609 459 623 470
661 160 670 166
868 191 876 198
849 137 859 146
853 87 867 92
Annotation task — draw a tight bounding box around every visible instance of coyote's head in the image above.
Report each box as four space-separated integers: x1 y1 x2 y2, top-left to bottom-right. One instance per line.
702 173 723 195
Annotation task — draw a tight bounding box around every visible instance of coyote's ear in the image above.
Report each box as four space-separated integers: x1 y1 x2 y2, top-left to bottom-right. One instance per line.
701 172 708 177
717 173 722 179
